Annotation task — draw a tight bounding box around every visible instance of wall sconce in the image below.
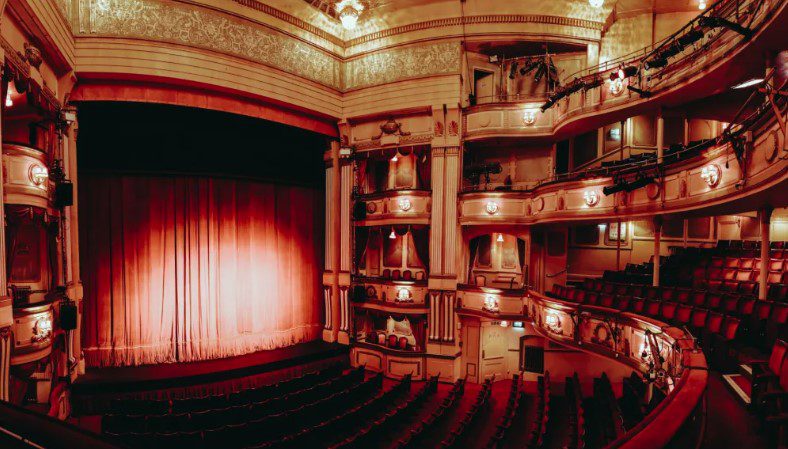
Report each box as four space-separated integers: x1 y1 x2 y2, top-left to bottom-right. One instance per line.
483 295 499 313
389 228 397 239
496 233 504 243
29 165 49 186
609 78 624 96
398 198 412 212
485 201 499 215
700 164 721 187
545 311 562 334
499 320 509 327
522 109 537 126
583 189 599 207
396 288 413 303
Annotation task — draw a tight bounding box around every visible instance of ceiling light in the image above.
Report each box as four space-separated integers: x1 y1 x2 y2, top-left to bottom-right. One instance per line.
497 233 504 243
4 91 11 107
389 228 397 239
336 1 364 30
698 1 707 9
589 0 604 7
732 78 764 89
391 153 398 162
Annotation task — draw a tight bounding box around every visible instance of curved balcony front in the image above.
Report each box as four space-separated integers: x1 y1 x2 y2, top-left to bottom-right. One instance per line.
11 299 56 365
527 291 707 449
351 276 430 313
354 190 431 226
463 0 784 142
456 284 527 320
460 116 786 225
3 143 51 209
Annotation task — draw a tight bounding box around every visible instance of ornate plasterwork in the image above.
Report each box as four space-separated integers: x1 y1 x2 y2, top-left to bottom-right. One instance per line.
344 41 461 91
81 0 342 89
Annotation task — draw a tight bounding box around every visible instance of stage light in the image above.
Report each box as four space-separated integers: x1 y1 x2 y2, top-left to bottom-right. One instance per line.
584 77 603 90
603 181 627 196
732 78 763 89
698 1 706 9
624 176 655 192
497 233 504 243
622 66 639 78
509 61 518 79
644 56 668 70
489 55 499 63
583 190 600 207
660 42 684 59
513 321 524 328
389 228 397 239
677 28 704 47
627 85 652 97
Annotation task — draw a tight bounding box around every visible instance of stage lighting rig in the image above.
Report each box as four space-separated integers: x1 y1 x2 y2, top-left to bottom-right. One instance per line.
584 76 604 90
698 16 752 37
519 58 540 76
610 65 639 80
677 27 705 47
627 85 652 97
624 175 656 192
603 180 627 196
644 56 668 70
509 60 518 79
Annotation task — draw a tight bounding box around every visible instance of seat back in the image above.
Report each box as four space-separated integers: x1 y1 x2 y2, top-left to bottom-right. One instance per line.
706 312 724 334
768 340 788 375
675 305 693 325
691 309 709 328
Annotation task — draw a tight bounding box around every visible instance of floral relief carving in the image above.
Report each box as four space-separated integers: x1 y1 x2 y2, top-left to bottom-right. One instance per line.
83 0 342 89
344 42 461 90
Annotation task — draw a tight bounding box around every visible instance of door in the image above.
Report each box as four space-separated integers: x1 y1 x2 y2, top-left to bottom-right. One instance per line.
544 228 568 294
481 324 506 380
474 70 494 105
461 321 480 384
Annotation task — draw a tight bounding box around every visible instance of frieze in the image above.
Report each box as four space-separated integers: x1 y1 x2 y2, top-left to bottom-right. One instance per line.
80 0 342 89
344 41 461 91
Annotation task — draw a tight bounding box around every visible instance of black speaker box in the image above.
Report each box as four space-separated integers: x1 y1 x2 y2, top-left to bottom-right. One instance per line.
55 181 74 208
60 301 78 330
353 201 367 220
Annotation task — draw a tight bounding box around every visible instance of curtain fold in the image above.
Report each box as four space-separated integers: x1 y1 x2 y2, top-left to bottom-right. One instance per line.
410 227 430 272
468 238 480 284
80 175 323 367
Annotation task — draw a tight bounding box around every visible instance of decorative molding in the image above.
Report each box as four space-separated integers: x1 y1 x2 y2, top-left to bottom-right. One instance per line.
345 15 604 48
344 41 461 91
82 0 342 89
232 0 344 47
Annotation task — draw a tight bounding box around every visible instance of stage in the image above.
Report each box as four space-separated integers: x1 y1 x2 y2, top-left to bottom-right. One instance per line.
71 340 348 414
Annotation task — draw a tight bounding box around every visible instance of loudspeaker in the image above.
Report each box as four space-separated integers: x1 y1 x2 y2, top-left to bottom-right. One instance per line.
352 285 367 302
353 201 367 220
54 181 74 208
60 301 77 330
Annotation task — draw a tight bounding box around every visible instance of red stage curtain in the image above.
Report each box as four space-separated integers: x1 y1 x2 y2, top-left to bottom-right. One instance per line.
80 175 323 367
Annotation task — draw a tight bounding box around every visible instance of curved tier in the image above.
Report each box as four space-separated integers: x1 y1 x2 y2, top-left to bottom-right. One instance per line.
354 190 432 226
2 143 51 209
11 299 56 365
460 114 786 225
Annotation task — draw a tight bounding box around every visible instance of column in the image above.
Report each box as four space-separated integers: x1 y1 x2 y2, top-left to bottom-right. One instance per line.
322 142 341 342
0 63 9 400
337 155 353 344
63 113 84 375
443 147 460 277
656 113 664 164
759 207 773 300
429 148 445 276
616 220 622 271
653 216 662 287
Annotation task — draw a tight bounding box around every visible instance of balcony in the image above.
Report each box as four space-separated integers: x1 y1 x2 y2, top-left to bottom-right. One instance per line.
351 276 429 313
354 190 431 226
456 284 527 319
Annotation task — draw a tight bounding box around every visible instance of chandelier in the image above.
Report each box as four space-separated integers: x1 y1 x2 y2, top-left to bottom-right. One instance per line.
589 0 604 7
335 0 364 29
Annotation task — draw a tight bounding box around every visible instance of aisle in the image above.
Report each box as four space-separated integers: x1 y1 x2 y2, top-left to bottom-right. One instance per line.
701 372 772 449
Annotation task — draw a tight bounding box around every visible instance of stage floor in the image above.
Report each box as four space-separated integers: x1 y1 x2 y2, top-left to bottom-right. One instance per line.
72 340 348 397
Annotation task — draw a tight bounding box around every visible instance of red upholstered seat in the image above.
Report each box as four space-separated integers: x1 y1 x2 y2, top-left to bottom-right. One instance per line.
644 286 659 300
737 298 756 316
675 288 692 304
661 287 676 301
575 290 587 302
691 292 708 307
736 270 753 281
660 302 678 321
585 292 599 305
614 284 629 296
706 293 723 310
644 299 661 317
614 295 631 311
740 258 755 270
628 285 644 298
629 298 645 314
705 312 724 335
768 272 782 284
724 257 740 269
675 304 693 325
583 278 595 290
721 295 740 314
710 257 724 268
599 293 615 308
769 259 785 272
603 283 615 294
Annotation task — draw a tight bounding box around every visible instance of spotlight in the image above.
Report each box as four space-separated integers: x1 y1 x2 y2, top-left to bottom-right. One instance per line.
584 77 604 90
622 66 639 78
677 28 705 47
534 63 546 83
660 41 684 58
564 79 585 95
603 181 627 196
509 61 518 79
627 85 652 97
520 59 540 76
698 16 752 37
644 56 668 70
540 98 556 112
4 91 11 107
624 176 655 192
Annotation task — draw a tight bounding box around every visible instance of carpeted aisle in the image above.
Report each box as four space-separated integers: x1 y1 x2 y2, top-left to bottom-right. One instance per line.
702 372 772 449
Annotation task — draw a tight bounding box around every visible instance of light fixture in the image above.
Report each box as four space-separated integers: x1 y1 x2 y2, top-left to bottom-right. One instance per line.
522 109 537 126
497 233 504 243
513 321 524 328
583 190 599 207
29 165 49 186
499 320 509 328
389 228 397 239
396 288 413 303
698 0 706 9
609 78 624 96
732 78 764 89
336 0 364 30
398 198 412 212
483 295 499 313
4 90 12 107
598 223 606 230
485 201 499 215
700 164 721 187
391 152 399 162
589 0 604 7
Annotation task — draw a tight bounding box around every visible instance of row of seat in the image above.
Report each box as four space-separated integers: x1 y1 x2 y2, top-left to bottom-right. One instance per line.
102 367 363 434
252 373 409 449
438 378 493 449
394 378 466 449
585 373 625 448
378 269 425 281
565 373 586 449
526 373 551 449
330 375 439 449
107 364 344 416
105 372 384 449
717 240 786 250
484 374 523 449
575 277 787 303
